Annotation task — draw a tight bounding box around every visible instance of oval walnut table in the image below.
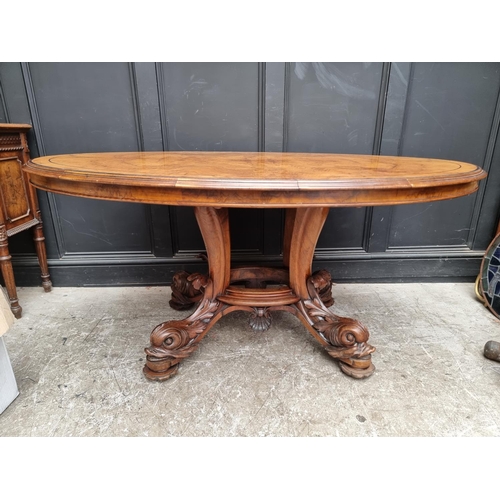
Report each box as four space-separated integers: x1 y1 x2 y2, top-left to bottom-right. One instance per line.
24 152 487 381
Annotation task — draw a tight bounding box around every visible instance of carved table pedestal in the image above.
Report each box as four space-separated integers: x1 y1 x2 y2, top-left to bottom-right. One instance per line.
24 152 486 380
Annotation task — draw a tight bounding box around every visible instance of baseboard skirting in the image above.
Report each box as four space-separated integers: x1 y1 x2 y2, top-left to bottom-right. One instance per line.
8 254 483 287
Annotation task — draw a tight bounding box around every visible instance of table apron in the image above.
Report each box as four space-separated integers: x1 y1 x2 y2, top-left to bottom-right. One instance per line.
26 175 481 208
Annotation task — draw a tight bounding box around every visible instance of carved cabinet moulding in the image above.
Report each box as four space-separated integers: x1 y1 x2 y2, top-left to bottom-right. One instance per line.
0 134 23 151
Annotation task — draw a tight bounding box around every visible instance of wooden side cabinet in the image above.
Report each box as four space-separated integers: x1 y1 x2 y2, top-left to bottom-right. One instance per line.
0 123 51 318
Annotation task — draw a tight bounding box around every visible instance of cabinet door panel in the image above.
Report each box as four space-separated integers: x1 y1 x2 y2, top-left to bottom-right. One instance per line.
0 157 30 222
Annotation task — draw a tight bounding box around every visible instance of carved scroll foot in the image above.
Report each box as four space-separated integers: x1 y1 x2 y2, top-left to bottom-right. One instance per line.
338 357 376 379
144 281 222 381
169 271 209 311
143 363 179 381
297 276 376 379
143 316 202 381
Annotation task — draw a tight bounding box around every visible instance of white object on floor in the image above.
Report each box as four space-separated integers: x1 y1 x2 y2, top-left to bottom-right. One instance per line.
0 286 17 414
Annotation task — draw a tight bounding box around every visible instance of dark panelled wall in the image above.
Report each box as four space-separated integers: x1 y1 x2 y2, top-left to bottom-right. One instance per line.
0 62 499 286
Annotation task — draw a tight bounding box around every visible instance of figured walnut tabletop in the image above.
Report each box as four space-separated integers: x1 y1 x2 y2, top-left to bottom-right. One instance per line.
25 152 486 381
25 152 484 207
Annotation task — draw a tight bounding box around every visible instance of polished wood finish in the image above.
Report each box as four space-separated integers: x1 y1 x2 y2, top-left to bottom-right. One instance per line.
144 206 231 381
0 124 52 318
25 152 485 208
24 152 486 380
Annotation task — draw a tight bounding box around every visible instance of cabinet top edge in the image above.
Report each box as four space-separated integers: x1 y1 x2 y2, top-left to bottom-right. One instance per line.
0 123 32 130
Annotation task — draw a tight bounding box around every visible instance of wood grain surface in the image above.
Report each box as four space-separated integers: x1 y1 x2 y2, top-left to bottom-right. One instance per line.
24 152 487 208
0 124 32 130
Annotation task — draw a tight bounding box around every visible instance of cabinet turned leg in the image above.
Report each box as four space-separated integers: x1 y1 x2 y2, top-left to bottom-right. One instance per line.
32 222 52 292
0 227 22 318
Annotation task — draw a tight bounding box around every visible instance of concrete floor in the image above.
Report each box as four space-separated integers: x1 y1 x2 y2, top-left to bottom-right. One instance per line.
1 282 499 437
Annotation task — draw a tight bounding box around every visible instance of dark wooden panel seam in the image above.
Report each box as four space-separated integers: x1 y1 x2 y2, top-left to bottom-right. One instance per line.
258 62 266 152
262 63 285 254
132 63 172 256
132 63 163 151
361 187 375 252
468 82 500 247
20 63 44 155
282 62 291 152
20 62 65 258
128 63 156 254
155 63 170 152
372 62 392 156
128 62 145 152
397 62 415 157
364 62 392 252
169 203 183 256
369 63 412 253
0 76 10 122
146 205 156 255
154 63 178 256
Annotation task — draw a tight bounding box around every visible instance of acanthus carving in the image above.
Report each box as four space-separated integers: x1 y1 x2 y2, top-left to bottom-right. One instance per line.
310 269 334 307
169 271 209 310
144 281 222 380
298 276 375 377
